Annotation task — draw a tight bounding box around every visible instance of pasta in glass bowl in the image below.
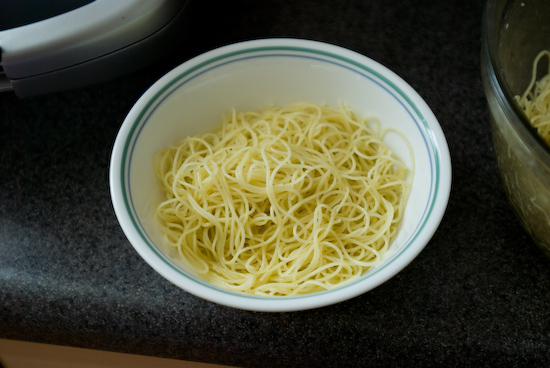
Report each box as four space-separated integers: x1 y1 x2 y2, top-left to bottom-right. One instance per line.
110 38 451 311
481 0 550 258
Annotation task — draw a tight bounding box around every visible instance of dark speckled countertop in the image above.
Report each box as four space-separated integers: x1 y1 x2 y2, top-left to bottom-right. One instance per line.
1 0 550 367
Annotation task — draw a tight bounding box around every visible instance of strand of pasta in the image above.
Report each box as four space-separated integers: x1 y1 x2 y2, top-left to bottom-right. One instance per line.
515 50 550 145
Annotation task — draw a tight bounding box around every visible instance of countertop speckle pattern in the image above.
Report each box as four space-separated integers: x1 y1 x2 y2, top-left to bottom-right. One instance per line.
2 0 550 367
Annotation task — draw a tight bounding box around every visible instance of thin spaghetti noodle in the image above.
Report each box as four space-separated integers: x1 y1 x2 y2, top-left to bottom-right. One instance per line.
515 50 550 146
154 102 411 296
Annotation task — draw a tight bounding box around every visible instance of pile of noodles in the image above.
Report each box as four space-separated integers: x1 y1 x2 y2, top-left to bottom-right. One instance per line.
154 102 411 296
515 50 550 146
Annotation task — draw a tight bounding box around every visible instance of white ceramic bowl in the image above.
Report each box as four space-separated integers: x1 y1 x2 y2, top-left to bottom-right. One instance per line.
110 38 451 312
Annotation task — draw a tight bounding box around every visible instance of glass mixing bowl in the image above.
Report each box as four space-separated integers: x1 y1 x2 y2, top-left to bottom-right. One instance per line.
481 0 550 258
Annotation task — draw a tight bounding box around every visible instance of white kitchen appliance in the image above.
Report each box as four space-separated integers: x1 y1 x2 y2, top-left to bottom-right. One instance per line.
0 0 190 97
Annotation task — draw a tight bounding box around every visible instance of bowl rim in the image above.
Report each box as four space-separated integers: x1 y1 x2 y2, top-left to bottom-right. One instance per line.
482 0 550 162
110 38 452 312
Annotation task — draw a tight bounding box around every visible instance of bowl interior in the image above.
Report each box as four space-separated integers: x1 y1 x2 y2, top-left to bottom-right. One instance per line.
111 39 451 311
489 0 550 158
